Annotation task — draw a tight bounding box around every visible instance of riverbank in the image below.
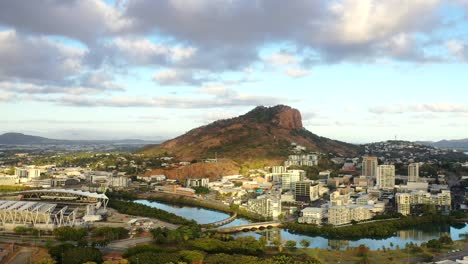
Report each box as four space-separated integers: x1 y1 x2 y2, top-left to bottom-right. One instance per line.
300 239 468 264
284 214 454 240
141 192 269 222
108 199 195 226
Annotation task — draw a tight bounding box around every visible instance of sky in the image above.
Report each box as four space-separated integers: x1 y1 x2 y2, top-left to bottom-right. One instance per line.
1 0 468 143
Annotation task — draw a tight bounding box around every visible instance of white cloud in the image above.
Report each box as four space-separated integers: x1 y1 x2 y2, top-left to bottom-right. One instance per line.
370 103 468 114
329 0 441 44
0 92 16 102
153 69 201 85
284 68 311 78
0 81 123 95
267 52 298 65
446 39 466 60
0 30 85 83
113 37 196 65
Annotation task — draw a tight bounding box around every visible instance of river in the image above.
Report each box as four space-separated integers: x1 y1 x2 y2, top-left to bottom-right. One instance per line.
136 199 468 250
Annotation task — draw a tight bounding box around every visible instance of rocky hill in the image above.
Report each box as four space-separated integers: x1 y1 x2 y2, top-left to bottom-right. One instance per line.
144 159 240 181
139 105 359 164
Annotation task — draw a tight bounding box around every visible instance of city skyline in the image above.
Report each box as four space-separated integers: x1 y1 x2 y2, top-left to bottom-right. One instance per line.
1 1 468 143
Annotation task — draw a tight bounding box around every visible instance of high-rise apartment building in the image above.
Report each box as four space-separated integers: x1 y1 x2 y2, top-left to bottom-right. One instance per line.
408 163 419 182
362 156 378 177
376 165 395 189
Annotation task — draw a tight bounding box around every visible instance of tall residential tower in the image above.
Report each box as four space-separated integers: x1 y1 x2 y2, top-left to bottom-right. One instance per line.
408 163 419 182
362 156 378 177
377 165 395 189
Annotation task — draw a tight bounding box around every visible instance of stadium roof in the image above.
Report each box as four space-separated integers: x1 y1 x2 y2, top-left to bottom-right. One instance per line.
19 189 108 199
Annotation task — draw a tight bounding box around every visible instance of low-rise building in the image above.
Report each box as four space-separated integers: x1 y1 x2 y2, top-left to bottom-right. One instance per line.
185 178 209 188
396 190 451 216
284 154 319 167
247 194 282 220
298 207 323 224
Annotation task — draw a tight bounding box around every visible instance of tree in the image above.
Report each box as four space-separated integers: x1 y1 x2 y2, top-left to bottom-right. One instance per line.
62 247 103 264
179 250 205 264
48 243 75 263
285 240 297 249
426 239 442 251
356 245 370 257
439 234 453 245
36 258 56 264
129 252 180 264
271 238 283 253
421 252 434 262
193 186 210 194
300 239 310 248
53 227 87 241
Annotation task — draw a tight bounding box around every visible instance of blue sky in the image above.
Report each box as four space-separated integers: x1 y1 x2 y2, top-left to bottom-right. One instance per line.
0 0 468 143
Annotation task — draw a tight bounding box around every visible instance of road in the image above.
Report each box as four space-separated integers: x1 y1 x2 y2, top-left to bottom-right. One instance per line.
101 236 153 254
8 247 33 264
433 249 468 262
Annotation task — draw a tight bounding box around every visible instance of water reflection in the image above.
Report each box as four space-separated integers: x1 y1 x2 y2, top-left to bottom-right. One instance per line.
328 239 350 250
137 199 468 250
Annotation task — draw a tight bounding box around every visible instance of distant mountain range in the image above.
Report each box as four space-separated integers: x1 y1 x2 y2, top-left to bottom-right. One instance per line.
139 105 360 164
0 132 160 145
417 139 468 149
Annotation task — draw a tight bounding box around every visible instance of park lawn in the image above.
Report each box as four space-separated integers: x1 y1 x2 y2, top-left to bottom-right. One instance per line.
298 247 427 264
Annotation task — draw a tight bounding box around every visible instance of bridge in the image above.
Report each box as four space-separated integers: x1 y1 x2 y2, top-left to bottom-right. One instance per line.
202 212 237 228
213 221 282 233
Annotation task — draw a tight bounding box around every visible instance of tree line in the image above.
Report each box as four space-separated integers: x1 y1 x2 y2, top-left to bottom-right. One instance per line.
284 214 453 239
108 199 195 225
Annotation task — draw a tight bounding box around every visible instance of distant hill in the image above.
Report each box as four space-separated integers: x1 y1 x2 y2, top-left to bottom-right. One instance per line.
0 132 159 145
417 138 468 149
139 105 359 164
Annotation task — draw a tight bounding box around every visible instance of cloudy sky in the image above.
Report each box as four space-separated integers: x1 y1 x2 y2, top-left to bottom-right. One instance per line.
1 0 468 143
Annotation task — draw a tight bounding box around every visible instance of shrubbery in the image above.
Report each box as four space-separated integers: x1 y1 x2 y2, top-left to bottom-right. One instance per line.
48 244 103 264
285 214 452 239
108 199 194 225
91 227 128 241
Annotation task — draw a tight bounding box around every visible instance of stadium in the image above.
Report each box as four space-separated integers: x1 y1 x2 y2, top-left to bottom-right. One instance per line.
0 189 108 230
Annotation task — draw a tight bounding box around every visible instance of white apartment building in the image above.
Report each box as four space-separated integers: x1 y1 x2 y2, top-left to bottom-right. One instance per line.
330 191 351 206
396 190 451 216
298 207 323 224
328 204 374 225
185 178 209 188
377 165 395 189
272 166 287 174
349 205 373 222
109 176 130 188
356 195 370 205
408 163 419 182
247 194 282 220
14 168 28 178
284 154 319 167
275 170 304 191
28 169 41 179
328 206 351 225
